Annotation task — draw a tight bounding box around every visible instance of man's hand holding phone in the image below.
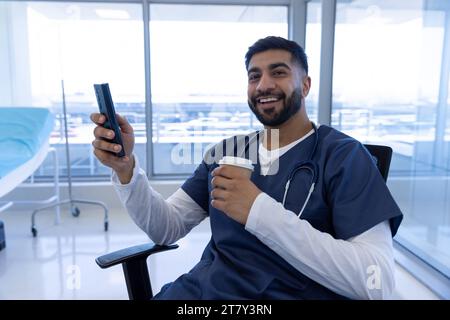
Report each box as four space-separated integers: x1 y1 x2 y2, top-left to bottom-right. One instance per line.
91 112 135 184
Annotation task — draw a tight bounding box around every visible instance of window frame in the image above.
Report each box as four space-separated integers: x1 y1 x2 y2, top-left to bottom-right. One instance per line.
142 0 306 179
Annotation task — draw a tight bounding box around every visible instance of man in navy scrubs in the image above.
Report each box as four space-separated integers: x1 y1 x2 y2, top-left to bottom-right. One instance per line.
91 36 403 299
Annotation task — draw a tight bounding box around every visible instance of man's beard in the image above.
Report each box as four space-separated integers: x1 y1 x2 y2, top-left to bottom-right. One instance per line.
248 88 303 127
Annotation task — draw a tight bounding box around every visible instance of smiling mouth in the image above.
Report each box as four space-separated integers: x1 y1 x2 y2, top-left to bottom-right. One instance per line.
257 96 282 104
256 96 282 113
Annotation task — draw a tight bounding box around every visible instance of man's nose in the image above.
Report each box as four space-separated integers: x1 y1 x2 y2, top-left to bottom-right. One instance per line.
256 73 276 93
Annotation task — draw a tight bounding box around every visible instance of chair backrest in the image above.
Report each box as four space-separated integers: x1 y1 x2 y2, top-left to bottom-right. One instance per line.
363 144 393 182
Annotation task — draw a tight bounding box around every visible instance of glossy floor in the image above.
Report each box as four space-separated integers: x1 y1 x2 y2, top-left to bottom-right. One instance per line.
0 206 210 299
0 206 440 300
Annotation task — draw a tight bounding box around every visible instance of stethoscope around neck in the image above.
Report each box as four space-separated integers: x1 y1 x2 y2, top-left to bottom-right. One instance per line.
243 121 320 218
282 121 319 217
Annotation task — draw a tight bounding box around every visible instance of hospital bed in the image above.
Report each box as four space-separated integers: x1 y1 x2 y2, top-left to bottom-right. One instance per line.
0 104 110 244
0 107 59 248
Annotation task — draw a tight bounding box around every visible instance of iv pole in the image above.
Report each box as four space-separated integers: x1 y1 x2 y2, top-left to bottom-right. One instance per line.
31 80 109 237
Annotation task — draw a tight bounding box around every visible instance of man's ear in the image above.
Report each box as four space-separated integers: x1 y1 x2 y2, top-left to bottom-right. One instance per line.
302 75 311 97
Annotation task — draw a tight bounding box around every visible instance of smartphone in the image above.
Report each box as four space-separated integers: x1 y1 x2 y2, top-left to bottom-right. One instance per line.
93 83 126 157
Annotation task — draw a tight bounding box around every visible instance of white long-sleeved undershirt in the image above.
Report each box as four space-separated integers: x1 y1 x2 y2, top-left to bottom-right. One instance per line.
112 134 396 300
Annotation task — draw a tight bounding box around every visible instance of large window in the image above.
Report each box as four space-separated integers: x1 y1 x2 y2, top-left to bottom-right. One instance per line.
149 4 288 175
1 1 288 178
0 1 145 178
332 0 450 281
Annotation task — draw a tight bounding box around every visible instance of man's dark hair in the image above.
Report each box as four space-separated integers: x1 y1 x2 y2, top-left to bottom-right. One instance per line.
245 36 308 74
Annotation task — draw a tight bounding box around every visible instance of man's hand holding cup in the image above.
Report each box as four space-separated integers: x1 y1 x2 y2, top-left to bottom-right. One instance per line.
211 157 262 225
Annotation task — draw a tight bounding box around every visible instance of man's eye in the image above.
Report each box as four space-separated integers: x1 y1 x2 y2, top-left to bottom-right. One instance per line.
273 71 285 76
248 74 260 81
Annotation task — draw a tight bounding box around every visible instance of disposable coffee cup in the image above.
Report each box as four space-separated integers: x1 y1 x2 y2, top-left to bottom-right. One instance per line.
218 156 254 178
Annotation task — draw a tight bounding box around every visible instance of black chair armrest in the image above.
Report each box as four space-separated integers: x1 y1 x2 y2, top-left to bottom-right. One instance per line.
96 243 178 268
96 243 179 300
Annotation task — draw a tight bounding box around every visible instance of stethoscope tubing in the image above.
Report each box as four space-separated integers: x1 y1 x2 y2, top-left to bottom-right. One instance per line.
242 122 319 218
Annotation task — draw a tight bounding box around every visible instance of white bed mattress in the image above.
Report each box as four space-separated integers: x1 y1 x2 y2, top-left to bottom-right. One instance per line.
0 140 50 198
0 107 55 198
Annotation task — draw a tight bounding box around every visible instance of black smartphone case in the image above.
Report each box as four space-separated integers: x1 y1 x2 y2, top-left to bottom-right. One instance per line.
94 83 126 157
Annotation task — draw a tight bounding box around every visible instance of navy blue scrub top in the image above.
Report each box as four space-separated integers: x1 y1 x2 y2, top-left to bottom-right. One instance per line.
153 125 403 300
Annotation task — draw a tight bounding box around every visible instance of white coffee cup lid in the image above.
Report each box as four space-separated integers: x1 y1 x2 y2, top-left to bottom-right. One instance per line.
218 156 254 171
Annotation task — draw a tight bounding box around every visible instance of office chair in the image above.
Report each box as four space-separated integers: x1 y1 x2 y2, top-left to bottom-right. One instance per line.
95 144 393 300
363 144 392 182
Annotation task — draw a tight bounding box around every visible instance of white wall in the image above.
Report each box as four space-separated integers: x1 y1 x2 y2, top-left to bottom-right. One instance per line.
0 3 32 106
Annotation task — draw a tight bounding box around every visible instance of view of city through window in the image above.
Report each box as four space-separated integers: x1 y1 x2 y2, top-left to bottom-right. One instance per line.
0 2 290 177
149 4 288 174
0 1 145 177
4 2 447 179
